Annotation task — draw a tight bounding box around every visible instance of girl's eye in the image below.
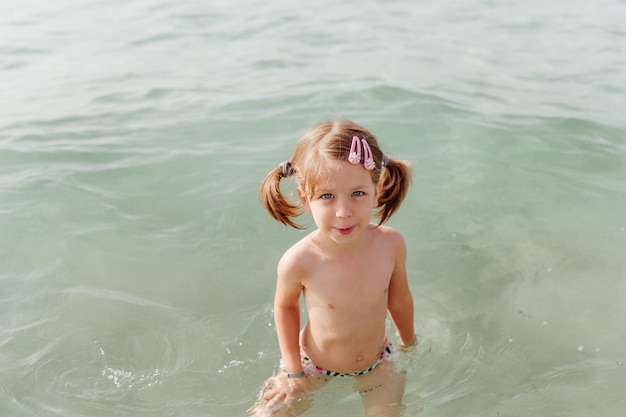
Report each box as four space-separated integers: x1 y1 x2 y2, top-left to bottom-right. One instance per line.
320 193 333 199
352 191 365 197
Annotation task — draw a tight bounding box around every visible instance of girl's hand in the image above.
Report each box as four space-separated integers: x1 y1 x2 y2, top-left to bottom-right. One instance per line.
249 373 312 416
400 336 418 349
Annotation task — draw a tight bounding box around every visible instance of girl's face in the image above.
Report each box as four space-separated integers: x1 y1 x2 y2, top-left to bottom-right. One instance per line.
300 161 381 246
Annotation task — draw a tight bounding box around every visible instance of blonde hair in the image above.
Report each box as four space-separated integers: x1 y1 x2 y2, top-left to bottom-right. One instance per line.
260 120 411 229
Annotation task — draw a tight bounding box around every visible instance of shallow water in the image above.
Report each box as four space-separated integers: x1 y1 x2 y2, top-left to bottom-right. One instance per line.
1 0 625 416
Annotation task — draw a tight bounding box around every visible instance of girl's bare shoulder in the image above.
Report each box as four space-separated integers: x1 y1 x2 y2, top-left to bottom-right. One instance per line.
277 231 319 278
371 224 405 246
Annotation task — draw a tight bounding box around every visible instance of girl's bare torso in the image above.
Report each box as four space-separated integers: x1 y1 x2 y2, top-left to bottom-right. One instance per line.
296 227 396 373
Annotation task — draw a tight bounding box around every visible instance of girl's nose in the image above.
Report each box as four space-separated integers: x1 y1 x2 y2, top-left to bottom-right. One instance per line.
335 201 353 218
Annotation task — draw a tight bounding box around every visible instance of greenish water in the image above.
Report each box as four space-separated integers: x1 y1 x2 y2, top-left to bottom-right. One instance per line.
1 0 625 416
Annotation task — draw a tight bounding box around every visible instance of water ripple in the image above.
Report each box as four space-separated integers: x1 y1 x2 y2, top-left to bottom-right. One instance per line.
1 0 625 416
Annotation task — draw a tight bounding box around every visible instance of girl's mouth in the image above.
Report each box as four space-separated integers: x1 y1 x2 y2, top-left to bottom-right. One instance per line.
336 226 354 235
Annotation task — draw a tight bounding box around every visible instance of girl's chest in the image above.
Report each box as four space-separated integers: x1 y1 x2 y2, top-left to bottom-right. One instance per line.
303 255 393 303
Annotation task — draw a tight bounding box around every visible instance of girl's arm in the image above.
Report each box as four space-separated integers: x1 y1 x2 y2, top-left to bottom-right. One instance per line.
273 253 305 374
387 233 417 346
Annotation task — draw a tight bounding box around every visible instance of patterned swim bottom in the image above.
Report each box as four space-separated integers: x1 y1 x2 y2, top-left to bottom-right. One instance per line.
302 343 394 377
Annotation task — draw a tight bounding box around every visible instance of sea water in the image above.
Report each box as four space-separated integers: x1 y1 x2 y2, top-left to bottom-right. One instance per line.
1 0 625 416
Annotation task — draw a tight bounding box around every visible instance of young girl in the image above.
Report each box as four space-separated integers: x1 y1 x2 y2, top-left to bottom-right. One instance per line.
250 120 416 417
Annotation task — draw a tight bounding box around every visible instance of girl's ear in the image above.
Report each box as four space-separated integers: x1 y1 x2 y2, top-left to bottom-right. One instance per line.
298 190 311 212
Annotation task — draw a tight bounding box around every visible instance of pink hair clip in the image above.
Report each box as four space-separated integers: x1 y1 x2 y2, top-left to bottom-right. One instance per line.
361 139 375 170
347 136 376 170
348 136 361 165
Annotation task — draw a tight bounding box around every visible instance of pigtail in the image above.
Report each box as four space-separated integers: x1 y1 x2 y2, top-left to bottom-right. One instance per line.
259 166 304 229
375 157 412 224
